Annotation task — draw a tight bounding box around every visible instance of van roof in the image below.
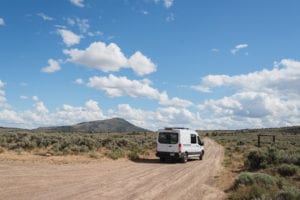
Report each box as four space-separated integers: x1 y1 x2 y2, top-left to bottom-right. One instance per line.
164 127 189 130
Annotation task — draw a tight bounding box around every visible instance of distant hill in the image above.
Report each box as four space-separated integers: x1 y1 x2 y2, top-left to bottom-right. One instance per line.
36 118 150 133
197 126 300 136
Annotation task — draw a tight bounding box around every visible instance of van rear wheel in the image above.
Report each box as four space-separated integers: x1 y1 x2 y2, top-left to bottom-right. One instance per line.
181 153 188 163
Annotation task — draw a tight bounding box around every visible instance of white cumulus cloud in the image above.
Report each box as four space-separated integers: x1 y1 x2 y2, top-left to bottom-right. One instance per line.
193 59 300 98
87 74 161 98
34 102 49 114
0 80 5 88
0 81 9 109
128 51 157 76
32 96 39 101
154 0 174 8
166 13 175 22
0 99 105 129
74 78 84 85
41 59 61 73
193 59 300 128
66 17 90 33
64 42 128 72
57 29 81 46
64 41 156 76
108 104 198 131
37 13 54 21
164 0 174 8
231 43 248 55
70 0 85 7
0 18 5 26
87 74 193 107
49 100 105 126
20 96 28 100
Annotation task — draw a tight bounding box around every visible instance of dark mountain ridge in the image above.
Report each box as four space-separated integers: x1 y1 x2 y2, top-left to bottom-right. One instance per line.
36 118 150 133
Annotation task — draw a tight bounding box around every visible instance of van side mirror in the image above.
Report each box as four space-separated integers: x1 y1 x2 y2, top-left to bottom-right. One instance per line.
199 141 204 146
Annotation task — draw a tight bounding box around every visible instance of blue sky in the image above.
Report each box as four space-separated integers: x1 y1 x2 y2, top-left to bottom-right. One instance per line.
0 0 300 130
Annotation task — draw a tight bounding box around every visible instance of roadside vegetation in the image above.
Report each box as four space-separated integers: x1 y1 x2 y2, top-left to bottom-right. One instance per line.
0 129 156 160
204 127 300 200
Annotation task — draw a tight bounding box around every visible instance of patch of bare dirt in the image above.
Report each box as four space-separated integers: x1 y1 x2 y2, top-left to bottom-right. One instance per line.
0 138 226 200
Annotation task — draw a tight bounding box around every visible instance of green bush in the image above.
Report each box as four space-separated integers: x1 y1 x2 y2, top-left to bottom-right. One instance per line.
277 164 298 177
278 151 300 166
233 172 276 190
237 140 245 146
229 184 275 200
245 149 268 170
105 148 125 160
89 151 99 159
276 187 300 200
231 172 278 200
266 147 279 165
128 151 139 160
233 172 255 188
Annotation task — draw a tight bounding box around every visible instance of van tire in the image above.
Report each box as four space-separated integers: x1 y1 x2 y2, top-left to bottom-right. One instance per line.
181 153 188 163
199 151 204 160
159 157 165 162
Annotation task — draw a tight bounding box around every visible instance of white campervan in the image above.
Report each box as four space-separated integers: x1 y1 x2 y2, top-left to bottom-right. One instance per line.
156 127 205 163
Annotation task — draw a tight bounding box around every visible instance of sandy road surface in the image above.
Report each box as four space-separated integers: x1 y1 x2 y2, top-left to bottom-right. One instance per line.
0 138 225 200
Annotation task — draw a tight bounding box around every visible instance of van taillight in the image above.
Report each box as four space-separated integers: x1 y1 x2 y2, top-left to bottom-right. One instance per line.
178 143 182 153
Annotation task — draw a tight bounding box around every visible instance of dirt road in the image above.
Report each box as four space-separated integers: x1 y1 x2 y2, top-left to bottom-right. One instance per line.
0 138 225 200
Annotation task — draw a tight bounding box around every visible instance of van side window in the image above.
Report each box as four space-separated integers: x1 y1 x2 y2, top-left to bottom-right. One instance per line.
191 134 197 144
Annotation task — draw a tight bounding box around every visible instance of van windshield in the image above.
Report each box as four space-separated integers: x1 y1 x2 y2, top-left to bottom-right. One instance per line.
158 132 178 144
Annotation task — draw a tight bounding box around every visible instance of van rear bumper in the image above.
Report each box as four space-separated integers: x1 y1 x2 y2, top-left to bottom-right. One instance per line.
156 151 184 159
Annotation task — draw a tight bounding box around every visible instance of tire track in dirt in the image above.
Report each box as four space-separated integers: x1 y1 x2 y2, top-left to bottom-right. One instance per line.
0 138 225 200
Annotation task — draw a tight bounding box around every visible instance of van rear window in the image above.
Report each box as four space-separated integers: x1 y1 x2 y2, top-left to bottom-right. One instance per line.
158 132 178 144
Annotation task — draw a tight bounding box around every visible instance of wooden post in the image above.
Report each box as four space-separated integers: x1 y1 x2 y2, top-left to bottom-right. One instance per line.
258 135 261 147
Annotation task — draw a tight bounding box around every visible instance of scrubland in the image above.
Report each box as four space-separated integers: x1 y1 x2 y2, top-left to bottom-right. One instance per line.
1 127 299 199
205 127 300 200
0 129 156 161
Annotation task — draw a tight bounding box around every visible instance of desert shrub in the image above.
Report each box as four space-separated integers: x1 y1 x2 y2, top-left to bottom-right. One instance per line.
233 172 276 190
229 184 275 200
115 138 129 148
128 151 139 160
236 140 245 146
15 148 23 155
245 149 268 170
0 131 157 158
276 187 300 200
89 151 98 159
233 172 255 188
278 151 300 166
230 172 278 200
79 145 89 152
277 164 298 177
266 147 279 165
212 132 218 136
234 146 241 152
105 148 125 160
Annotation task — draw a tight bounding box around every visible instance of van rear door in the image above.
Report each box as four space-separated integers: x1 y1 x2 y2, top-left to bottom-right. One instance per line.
157 132 179 154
